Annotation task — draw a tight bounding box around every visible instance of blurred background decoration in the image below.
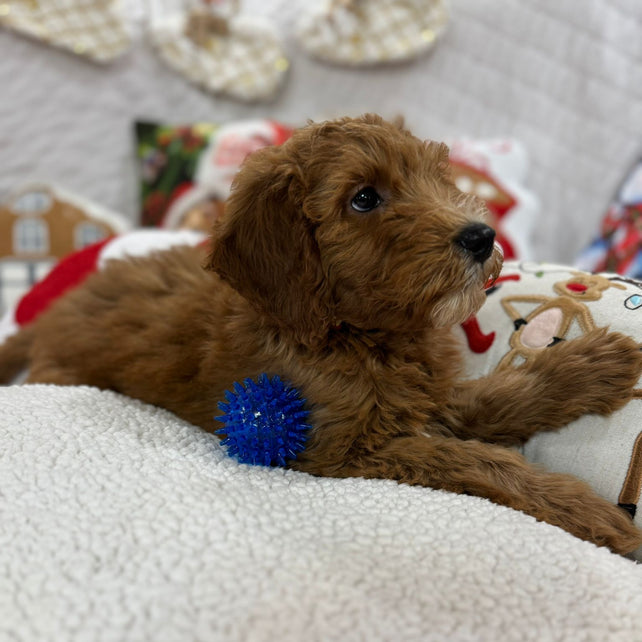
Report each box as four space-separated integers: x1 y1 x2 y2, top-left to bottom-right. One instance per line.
0 0 131 62
1 0 642 310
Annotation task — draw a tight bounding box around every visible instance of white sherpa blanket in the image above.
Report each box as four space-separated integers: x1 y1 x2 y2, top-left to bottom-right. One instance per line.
2 385 642 642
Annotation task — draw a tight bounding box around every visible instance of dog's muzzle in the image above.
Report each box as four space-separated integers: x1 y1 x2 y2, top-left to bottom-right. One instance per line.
455 223 496 263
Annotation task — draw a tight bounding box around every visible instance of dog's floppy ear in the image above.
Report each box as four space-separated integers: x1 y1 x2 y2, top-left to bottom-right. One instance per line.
206 143 334 345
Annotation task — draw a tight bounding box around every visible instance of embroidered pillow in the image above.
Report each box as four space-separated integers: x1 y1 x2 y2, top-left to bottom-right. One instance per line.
457 260 642 559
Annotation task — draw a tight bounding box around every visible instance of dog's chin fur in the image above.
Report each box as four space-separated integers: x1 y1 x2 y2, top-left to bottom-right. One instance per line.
429 245 504 328
431 283 487 329
2 114 642 556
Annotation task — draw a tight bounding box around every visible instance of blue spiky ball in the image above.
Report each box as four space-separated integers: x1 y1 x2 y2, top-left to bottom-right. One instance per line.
215 374 311 467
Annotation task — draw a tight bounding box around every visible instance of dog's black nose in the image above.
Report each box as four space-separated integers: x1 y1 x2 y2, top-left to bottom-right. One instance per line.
455 223 496 263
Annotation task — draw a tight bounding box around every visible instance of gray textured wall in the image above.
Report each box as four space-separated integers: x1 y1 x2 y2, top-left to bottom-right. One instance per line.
1 0 641 262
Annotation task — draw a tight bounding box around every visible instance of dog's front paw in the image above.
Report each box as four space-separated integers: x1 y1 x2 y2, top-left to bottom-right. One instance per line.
534 328 642 416
579 329 642 412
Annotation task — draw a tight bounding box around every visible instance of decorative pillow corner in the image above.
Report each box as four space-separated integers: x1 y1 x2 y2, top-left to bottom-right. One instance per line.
0 182 131 315
447 138 539 261
135 118 293 231
457 260 642 559
576 157 642 278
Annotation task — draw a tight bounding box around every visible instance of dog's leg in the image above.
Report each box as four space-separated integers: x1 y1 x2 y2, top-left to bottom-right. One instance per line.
25 368 83 385
0 326 34 384
448 328 642 445
332 434 641 554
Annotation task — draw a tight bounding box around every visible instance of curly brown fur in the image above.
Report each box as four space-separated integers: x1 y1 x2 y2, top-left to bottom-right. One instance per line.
2 114 641 554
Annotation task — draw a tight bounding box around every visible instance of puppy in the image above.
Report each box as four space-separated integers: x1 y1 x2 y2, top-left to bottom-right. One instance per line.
2 115 641 554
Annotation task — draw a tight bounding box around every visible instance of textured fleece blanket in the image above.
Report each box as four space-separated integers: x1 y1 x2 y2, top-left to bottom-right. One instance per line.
2 385 642 642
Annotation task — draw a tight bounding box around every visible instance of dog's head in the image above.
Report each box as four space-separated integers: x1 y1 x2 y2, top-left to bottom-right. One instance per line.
207 114 503 345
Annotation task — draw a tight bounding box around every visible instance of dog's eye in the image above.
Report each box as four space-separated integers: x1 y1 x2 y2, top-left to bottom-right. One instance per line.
351 187 382 213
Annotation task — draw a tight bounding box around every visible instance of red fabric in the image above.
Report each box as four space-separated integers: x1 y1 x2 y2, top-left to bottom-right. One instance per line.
493 274 521 285
15 237 113 326
461 274 521 354
565 282 588 293
269 121 294 145
167 181 194 207
461 316 495 354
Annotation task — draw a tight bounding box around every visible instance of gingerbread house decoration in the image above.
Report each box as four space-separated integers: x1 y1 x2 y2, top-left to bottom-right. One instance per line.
0 183 130 312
